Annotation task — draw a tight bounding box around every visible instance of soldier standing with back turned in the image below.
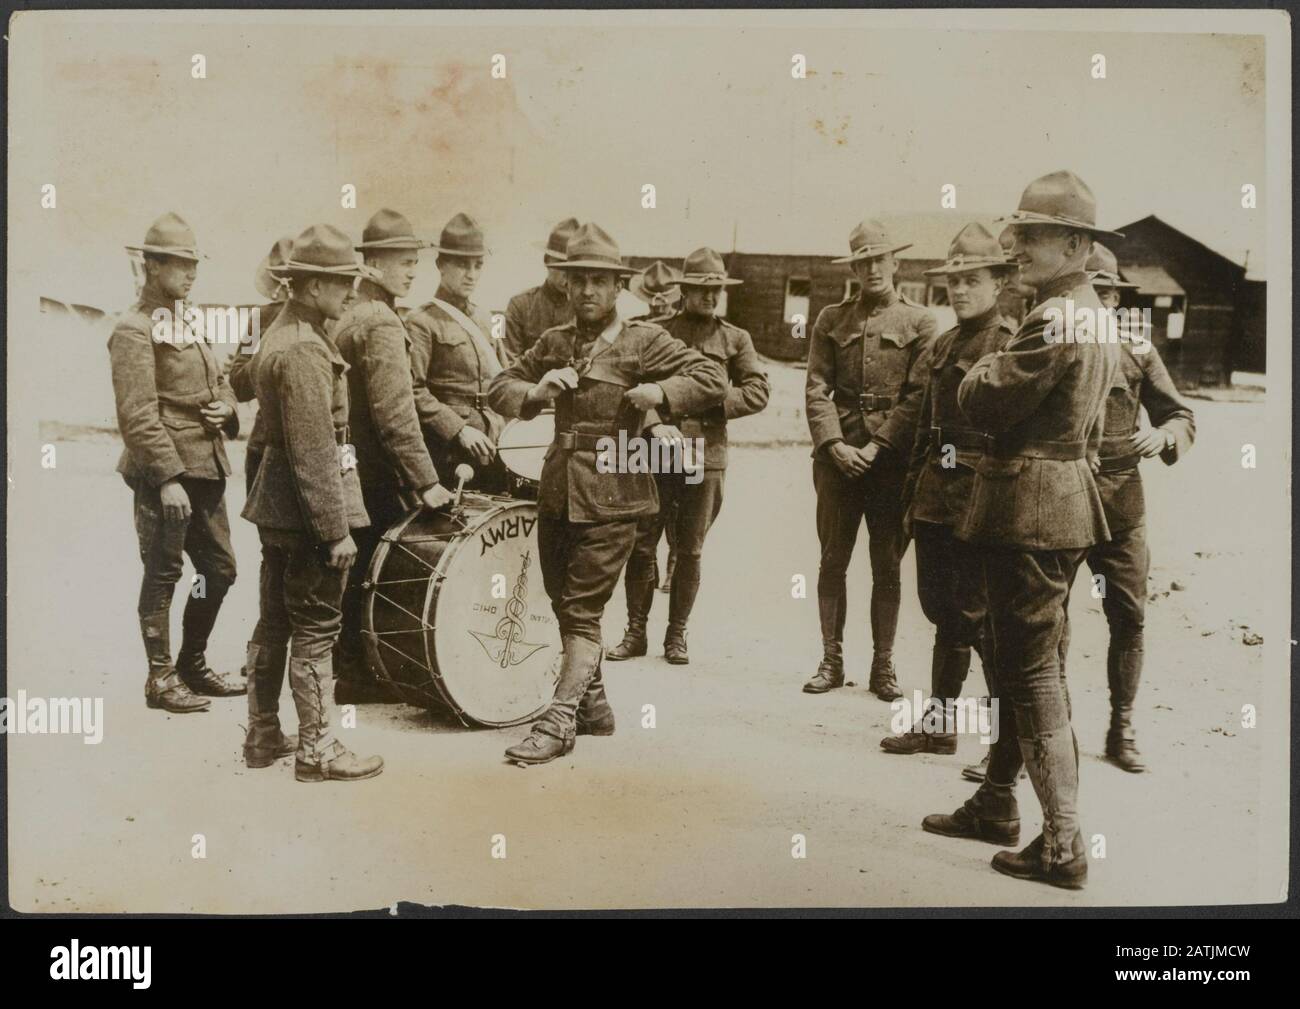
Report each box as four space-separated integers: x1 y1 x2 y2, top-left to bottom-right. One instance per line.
240 224 384 781
803 220 937 701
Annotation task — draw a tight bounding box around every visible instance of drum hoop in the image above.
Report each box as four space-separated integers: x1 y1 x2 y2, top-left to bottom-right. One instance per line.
428 497 549 728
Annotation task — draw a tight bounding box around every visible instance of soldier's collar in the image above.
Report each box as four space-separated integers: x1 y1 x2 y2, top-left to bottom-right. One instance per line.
958 304 1002 333
138 286 179 314
435 284 471 313
859 287 899 311
357 278 395 308
1034 271 1089 304
286 298 328 332
576 312 621 345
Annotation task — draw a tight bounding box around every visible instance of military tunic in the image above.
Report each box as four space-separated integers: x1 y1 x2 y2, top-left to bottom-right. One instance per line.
241 298 370 765
954 270 1120 793
488 314 727 642
228 300 285 494
407 287 510 491
902 306 1014 699
504 280 572 362
333 281 440 671
621 311 770 630
109 290 240 659
804 288 938 662
1084 338 1195 651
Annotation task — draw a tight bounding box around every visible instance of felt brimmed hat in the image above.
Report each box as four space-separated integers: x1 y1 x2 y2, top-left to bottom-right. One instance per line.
355 208 426 251
997 171 1124 241
678 247 743 287
832 219 912 264
269 225 377 280
430 213 490 257
924 223 1017 277
629 260 683 304
254 235 296 301
1086 243 1140 289
553 223 640 275
531 217 581 261
126 212 206 261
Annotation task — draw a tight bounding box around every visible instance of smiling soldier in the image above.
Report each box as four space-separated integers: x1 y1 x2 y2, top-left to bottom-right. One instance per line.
488 224 727 765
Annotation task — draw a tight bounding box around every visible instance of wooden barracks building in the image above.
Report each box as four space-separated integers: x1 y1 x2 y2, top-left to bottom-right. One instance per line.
630 212 1264 388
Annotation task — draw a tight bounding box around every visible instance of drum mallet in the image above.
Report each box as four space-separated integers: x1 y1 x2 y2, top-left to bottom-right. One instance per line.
453 463 475 509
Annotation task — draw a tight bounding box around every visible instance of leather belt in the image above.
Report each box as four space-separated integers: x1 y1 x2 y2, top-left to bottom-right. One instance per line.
988 437 1088 461
858 393 894 412
1097 453 1141 473
556 431 608 452
158 402 205 423
930 426 992 452
335 424 351 447
439 392 490 411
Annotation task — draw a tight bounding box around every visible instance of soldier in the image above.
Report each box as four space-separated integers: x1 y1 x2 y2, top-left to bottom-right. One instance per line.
802 220 938 700
627 260 683 323
240 224 384 781
228 234 293 494
109 212 245 713
607 248 769 664
922 171 1122 889
626 260 684 590
1084 243 1195 772
502 217 579 362
882 224 1016 757
488 223 727 765
333 209 455 703
408 212 510 493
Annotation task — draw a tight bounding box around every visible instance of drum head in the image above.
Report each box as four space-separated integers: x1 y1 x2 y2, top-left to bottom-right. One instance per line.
430 498 560 726
497 412 554 484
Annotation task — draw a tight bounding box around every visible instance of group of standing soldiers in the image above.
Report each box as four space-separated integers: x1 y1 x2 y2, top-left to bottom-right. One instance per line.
108 170 1193 885
108 208 770 777
804 170 1194 889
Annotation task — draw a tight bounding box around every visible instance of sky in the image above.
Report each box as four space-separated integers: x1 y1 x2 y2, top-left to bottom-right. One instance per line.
9 10 1276 314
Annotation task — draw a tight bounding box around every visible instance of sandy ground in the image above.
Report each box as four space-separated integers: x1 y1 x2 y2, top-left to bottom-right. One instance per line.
5 376 1288 912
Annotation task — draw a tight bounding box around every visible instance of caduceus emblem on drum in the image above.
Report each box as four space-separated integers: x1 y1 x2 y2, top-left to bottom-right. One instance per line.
469 549 548 669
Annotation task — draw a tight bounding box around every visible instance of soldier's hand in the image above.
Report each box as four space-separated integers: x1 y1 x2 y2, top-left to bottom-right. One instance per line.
532 367 581 402
625 383 666 411
159 479 192 523
829 442 869 478
200 400 234 434
325 534 358 571
650 424 685 448
457 425 497 465
1131 427 1169 458
420 485 455 511
859 442 882 467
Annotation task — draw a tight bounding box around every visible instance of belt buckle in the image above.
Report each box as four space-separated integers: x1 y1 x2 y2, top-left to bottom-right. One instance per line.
473 392 487 410
858 393 873 410
557 431 576 450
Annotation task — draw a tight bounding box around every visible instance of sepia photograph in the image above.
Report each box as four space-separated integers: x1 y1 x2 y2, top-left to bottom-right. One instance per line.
2 6 1292 928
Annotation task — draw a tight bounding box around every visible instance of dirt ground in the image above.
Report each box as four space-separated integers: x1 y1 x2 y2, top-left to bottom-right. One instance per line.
5 376 1287 912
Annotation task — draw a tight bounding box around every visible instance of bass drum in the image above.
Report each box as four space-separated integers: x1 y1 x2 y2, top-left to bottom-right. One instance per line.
363 493 560 727
496 410 554 500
